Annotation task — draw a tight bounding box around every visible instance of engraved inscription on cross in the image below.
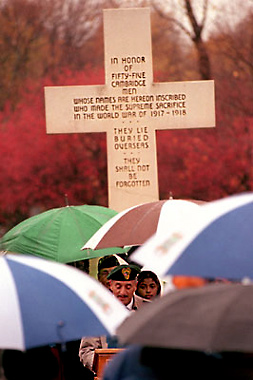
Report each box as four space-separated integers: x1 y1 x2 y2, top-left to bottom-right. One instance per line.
44 7 215 212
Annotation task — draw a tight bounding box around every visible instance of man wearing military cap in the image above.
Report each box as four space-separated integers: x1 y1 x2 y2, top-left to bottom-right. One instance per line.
79 263 146 374
107 264 142 309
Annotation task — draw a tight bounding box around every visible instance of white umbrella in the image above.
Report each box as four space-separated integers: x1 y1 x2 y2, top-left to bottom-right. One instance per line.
132 192 253 281
82 199 202 250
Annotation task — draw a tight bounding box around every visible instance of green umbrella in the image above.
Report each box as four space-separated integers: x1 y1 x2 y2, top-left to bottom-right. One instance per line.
0 205 127 263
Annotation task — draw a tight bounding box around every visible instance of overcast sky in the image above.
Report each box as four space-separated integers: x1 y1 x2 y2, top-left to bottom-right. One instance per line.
113 0 252 39
204 0 252 36
159 0 252 38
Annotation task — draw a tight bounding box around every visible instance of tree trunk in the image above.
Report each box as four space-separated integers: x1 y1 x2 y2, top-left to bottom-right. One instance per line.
185 0 212 79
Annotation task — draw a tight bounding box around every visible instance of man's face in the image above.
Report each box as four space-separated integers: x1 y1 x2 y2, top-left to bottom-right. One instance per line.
98 266 116 289
110 280 137 306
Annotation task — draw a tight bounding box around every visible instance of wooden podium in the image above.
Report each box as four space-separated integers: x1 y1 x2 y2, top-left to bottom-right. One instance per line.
93 348 124 379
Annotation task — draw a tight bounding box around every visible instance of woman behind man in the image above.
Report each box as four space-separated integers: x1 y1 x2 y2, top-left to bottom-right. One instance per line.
135 270 161 301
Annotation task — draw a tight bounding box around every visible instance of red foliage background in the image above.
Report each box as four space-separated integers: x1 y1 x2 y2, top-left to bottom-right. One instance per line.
1 66 252 230
0 68 108 226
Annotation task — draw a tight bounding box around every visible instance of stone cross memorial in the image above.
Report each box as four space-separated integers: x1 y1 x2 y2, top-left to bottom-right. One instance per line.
44 8 215 212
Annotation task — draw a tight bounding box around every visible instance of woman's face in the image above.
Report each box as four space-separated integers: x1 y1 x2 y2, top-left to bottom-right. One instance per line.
137 278 159 300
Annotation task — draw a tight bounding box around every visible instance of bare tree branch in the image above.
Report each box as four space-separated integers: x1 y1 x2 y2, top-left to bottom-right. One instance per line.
152 0 212 79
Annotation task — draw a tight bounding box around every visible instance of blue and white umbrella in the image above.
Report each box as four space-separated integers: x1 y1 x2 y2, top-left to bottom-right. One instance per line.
132 192 253 281
0 253 129 350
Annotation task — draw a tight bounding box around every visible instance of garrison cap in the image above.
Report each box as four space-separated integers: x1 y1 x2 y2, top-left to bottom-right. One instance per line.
107 264 140 281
